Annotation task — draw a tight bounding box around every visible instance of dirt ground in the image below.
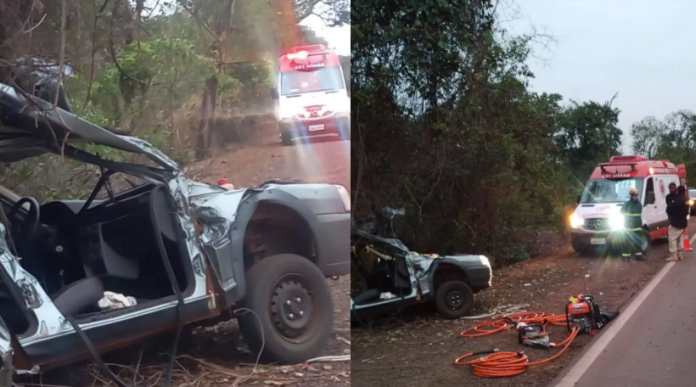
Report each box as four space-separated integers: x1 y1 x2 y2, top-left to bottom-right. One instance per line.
33 131 351 387
186 130 350 190
352 221 696 387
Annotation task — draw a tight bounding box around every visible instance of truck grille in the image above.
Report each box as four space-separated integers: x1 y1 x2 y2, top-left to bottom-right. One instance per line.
583 218 610 231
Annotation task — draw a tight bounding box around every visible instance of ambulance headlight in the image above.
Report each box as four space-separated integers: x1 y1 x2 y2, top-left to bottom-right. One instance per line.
279 104 300 119
328 97 350 114
570 213 583 229
608 213 624 231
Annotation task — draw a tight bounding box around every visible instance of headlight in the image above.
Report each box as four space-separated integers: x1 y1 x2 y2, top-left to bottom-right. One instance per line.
328 97 350 114
334 185 350 212
689 199 694 206
278 104 301 119
479 255 491 267
570 213 583 229
608 213 624 230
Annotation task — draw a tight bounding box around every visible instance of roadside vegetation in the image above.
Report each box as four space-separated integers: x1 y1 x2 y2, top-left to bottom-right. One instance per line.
631 111 696 184
351 0 688 267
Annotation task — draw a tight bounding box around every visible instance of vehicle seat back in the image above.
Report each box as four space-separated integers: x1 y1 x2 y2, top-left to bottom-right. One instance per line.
148 185 186 291
149 186 177 241
395 259 411 289
51 277 104 317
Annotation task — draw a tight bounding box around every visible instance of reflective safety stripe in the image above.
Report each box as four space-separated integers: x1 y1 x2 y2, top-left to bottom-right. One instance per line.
622 254 631 257
635 252 643 256
628 228 643 231
626 213 642 216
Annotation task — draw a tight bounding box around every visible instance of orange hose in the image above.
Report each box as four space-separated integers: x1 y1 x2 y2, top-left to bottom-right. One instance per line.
455 311 581 377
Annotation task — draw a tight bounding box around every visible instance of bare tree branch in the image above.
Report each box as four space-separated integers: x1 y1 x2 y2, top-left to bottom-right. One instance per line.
54 0 67 106
175 0 221 43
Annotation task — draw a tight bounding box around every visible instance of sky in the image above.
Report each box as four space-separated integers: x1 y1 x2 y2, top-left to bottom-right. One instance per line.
506 0 696 153
300 13 350 56
147 1 350 56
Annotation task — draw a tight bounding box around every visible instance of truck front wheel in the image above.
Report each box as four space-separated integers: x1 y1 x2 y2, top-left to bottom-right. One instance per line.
434 280 474 319
238 254 334 363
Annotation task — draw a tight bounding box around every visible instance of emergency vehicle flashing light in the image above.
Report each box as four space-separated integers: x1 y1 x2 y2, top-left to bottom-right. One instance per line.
286 51 309 61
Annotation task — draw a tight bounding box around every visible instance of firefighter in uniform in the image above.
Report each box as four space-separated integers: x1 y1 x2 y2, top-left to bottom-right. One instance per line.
620 187 644 261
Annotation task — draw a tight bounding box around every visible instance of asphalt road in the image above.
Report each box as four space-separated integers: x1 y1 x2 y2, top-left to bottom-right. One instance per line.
555 234 696 387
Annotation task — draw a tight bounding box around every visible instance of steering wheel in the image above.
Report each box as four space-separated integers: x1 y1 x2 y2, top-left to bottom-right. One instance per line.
7 197 41 254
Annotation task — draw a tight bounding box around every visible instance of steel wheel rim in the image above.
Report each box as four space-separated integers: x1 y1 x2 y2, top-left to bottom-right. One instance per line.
269 274 319 344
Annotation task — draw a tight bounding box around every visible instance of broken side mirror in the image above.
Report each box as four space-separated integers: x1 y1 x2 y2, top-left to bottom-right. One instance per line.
576 194 581 205
271 88 279 100
645 192 655 206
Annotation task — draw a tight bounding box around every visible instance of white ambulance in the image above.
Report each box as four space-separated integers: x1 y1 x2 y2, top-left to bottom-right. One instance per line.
569 155 688 255
271 44 350 145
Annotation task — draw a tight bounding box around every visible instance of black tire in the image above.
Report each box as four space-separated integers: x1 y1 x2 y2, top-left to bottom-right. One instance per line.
280 127 293 146
238 254 333 364
641 229 651 252
340 123 350 141
434 280 474 319
572 240 587 256
572 244 583 255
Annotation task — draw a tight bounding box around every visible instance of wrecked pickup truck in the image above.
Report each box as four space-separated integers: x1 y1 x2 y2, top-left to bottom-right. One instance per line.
0 72 350 386
351 208 493 320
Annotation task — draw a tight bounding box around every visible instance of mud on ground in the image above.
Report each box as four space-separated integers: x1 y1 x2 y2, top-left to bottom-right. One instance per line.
30 133 351 387
352 221 696 387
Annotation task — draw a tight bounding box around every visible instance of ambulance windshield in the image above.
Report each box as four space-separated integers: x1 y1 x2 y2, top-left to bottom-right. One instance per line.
281 66 344 95
580 178 644 204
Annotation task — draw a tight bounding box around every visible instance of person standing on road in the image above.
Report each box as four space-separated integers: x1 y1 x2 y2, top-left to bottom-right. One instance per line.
666 185 690 261
620 188 644 262
667 183 678 207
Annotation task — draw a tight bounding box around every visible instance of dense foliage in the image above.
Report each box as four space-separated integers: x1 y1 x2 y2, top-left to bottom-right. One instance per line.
631 110 696 184
352 0 628 265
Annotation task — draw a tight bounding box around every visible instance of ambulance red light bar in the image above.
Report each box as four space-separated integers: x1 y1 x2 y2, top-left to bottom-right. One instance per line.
287 44 326 53
608 155 647 163
600 155 647 172
285 44 328 60
287 51 309 61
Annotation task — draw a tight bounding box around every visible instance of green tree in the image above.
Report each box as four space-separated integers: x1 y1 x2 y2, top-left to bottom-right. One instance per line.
555 98 623 179
352 0 578 263
294 0 350 27
631 116 666 159
629 112 696 182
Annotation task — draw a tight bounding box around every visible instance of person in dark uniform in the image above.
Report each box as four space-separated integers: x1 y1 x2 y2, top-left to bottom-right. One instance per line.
620 188 644 261
666 182 679 251
666 185 690 261
666 183 678 206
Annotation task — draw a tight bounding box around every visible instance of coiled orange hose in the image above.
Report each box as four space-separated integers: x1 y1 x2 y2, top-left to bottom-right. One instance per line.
454 311 581 377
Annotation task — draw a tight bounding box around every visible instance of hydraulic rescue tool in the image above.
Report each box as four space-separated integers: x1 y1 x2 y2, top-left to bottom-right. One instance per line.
454 294 618 378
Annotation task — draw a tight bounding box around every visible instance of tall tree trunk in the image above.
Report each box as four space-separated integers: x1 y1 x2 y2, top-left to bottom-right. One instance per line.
195 76 219 159
194 0 236 160
111 0 142 132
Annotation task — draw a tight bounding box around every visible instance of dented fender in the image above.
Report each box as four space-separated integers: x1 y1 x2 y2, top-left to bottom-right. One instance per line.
191 184 349 307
